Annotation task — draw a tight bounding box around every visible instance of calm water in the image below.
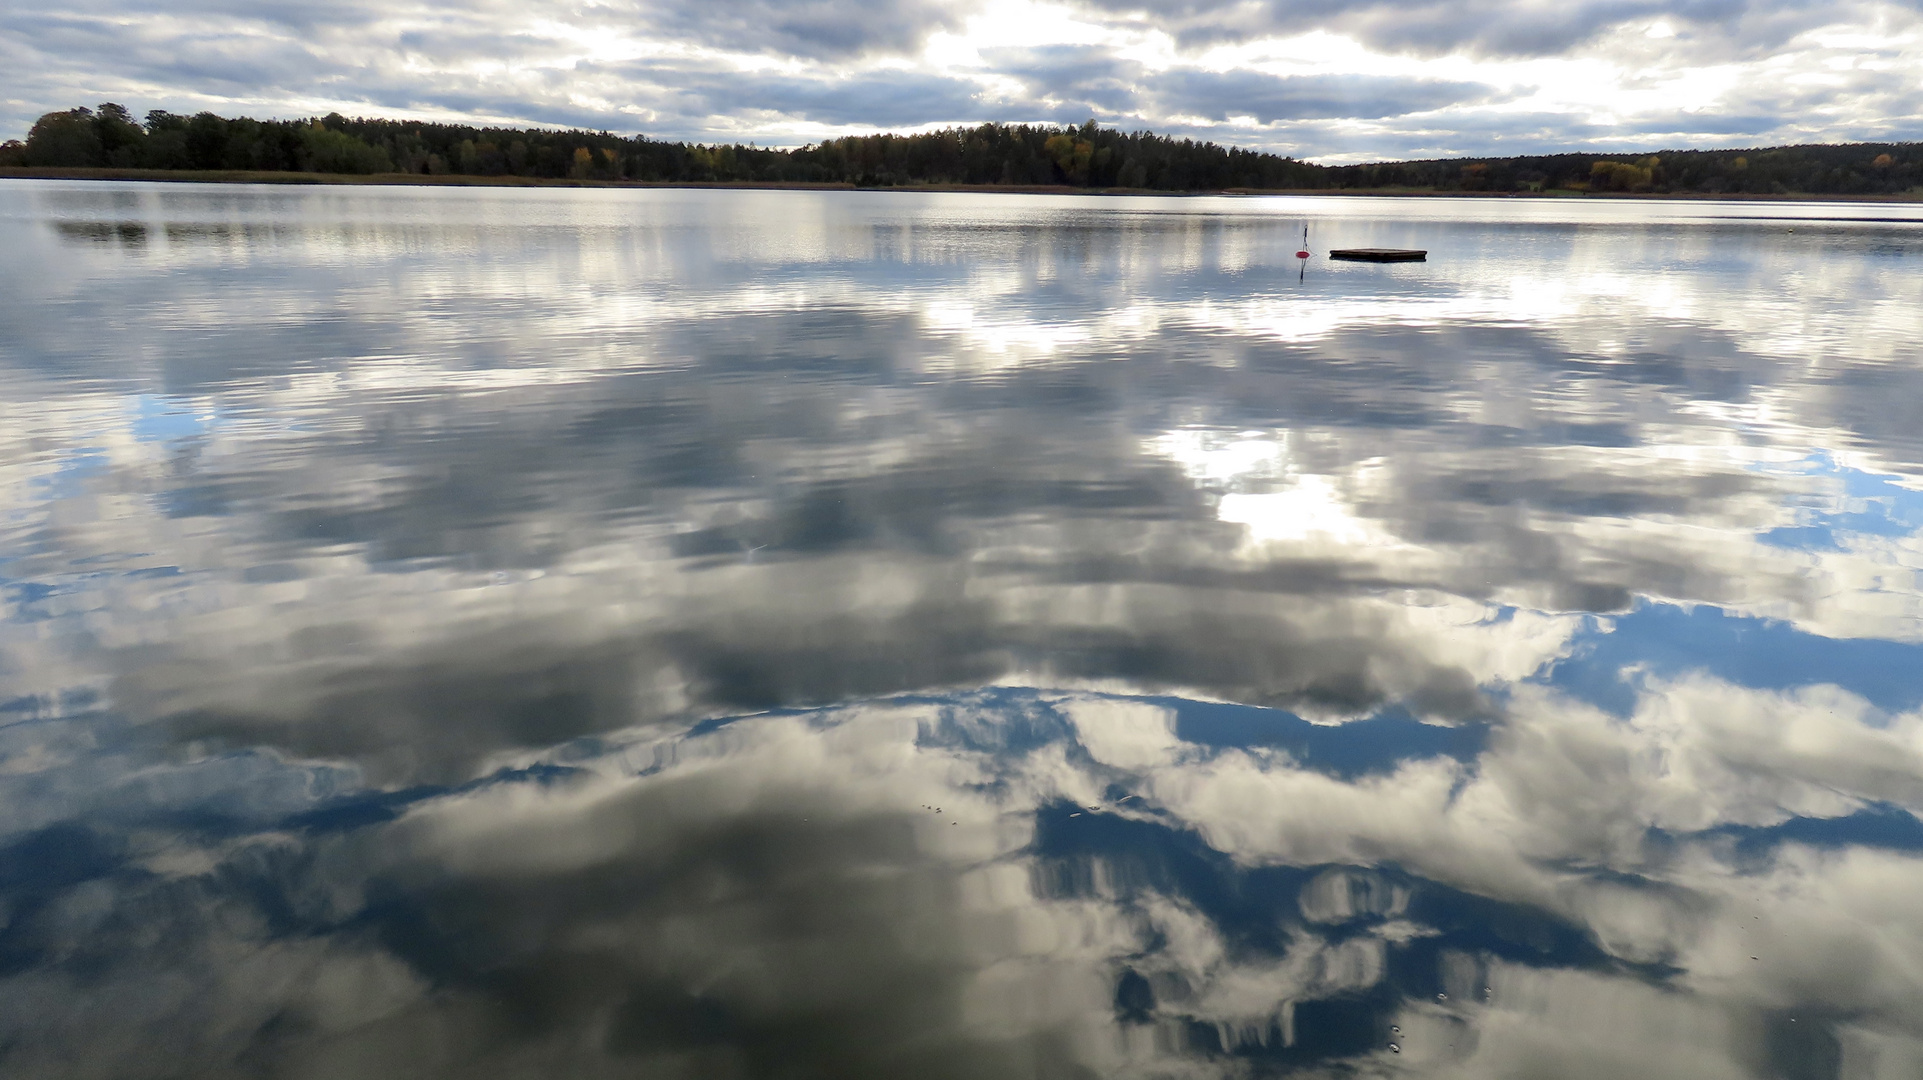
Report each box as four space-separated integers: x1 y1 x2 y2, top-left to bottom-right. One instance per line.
3 181 1923 1079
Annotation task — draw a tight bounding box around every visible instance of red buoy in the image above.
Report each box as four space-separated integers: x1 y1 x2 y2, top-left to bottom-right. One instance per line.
1295 250 1310 258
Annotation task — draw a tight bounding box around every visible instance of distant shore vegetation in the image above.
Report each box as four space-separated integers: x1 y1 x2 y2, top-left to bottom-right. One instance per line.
4 104 1919 197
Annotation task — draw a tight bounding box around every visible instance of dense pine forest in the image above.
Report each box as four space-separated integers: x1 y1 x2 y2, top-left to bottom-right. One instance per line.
4 104 1919 196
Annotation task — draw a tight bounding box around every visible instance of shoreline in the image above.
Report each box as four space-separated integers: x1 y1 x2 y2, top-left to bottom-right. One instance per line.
4 166 1921 202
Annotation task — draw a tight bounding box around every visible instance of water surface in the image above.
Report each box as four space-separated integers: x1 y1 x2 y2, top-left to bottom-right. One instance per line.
3 181 1923 1078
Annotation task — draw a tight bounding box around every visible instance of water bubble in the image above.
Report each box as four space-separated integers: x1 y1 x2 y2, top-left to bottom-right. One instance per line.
1437 993 1448 1002
1388 1044 1400 1053
1390 1026 1400 1034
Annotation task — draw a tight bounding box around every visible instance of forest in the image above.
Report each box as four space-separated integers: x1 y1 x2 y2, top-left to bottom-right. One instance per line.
3 104 1918 196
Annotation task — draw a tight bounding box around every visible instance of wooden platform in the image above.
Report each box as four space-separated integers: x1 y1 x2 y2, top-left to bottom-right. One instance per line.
1329 248 1427 262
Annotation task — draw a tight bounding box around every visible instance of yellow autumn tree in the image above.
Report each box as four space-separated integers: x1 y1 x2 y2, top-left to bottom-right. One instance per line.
1590 159 1653 192
1043 133 1095 185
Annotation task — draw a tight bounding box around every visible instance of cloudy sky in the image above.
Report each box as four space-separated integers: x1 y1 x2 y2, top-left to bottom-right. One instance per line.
0 5 1920 162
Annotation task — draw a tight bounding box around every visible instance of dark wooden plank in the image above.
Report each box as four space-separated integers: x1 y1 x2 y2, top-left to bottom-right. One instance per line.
1328 248 1427 262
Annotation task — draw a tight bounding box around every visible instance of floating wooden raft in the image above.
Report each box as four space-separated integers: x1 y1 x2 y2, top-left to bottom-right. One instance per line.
1329 248 1427 262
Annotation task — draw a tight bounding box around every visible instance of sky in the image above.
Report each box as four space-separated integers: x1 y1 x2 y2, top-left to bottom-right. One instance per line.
2 0 1921 166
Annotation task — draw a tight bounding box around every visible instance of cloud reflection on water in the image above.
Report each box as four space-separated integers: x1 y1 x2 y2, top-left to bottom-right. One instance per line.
1 183 1922 1077
6 689 1923 1077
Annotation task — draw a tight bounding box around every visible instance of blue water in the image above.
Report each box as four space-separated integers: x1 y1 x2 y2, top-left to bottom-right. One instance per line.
2 180 1922 1077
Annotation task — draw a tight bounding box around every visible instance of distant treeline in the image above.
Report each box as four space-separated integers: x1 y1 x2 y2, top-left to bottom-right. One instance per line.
1335 146 1921 196
4 104 1919 196
0 104 1321 190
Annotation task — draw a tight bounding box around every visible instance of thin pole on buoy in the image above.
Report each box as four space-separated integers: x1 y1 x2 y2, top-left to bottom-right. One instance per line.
1296 222 1310 281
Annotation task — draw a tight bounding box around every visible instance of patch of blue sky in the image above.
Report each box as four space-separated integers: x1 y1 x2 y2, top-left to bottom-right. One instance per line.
28 445 107 503
3 443 119 621
1754 452 1923 553
19 398 209 509
1538 600 1923 717
908 687 1483 778
279 762 580 836
1031 806 1620 985
1163 697 1486 779
131 393 214 445
1680 802 1923 861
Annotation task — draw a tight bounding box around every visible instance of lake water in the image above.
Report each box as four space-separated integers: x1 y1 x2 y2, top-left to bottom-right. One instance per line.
3 181 1923 1078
